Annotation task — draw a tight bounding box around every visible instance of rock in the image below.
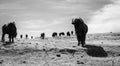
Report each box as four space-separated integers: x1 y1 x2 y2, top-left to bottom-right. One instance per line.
80 62 84 64
81 55 83 58
22 61 27 64
51 57 55 59
0 60 4 64
43 49 46 51
77 61 84 64
101 42 103 44
56 54 61 57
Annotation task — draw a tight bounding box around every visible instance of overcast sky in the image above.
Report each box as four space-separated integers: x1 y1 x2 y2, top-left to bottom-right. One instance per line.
0 0 119 37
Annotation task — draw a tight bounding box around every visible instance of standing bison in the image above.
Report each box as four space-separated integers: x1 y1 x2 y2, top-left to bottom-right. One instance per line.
41 33 45 39
72 17 88 47
1 22 17 42
20 34 23 39
66 31 71 36
25 34 28 39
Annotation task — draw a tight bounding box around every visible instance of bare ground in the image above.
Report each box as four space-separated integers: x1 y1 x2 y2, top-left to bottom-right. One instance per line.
0 33 120 66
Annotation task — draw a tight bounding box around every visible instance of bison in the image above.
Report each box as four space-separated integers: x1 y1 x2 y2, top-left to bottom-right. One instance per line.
52 32 57 37
1 22 17 42
66 31 71 36
25 34 28 39
71 31 74 35
20 34 23 39
41 33 45 39
72 17 88 47
59 32 65 36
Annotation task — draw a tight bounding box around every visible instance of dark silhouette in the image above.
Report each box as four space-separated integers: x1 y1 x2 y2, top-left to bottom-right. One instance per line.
1 22 17 42
59 32 65 36
66 31 71 36
84 45 107 57
72 17 88 47
110 32 112 33
52 32 57 37
20 34 23 39
31 36 33 39
25 34 28 39
41 33 45 39
71 31 74 35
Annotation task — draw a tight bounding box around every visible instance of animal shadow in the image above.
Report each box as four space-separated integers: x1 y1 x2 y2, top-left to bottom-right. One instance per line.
2 41 13 46
84 45 108 57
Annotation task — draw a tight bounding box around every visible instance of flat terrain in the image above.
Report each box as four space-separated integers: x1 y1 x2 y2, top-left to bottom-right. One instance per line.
0 33 120 66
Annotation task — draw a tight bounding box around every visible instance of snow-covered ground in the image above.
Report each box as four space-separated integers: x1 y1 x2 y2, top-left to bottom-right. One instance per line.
0 33 120 66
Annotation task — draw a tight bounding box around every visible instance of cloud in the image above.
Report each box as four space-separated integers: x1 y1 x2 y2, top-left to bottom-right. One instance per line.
89 0 120 33
0 0 112 19
0 0 113 36
0 3 26 10
17 19 64 31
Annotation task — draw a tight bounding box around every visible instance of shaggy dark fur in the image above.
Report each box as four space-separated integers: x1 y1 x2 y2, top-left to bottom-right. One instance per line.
1 22 17 42
52 32 57 37
41 33 45 39
71 31 74 35
25 34 28 39
66 31 71 36
59 32 65 36
72 18 88 47
20 35 23 39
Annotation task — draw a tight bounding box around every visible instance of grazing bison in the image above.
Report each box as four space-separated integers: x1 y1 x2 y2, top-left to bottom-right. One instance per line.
59 32 65 36
20 34 23 39
1 22 17 42
25 34 28 39
41 33 45 39
31 36 33 39
72 17 88 47
52 32 57 37
66 31 71 36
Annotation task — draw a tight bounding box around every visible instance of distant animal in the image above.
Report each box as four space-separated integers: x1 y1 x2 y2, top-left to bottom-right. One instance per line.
1 22 17 42
71 31 74 35
20 34 23 39
25 34 28 39
59 32 65 36
110 32 112 33
72 17 88 47
41 33 45 39
31 36 33 39
52 32 57 37
66 31 71 36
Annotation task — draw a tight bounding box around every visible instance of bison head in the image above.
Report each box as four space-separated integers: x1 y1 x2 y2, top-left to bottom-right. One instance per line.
72 17 84 25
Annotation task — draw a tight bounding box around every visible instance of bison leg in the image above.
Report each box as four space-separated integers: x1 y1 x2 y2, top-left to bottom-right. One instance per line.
1 33 5 42
81 41 85 47
81 34 86 47
78 41 81 46
11 36 14 43
77 35 82 46
12 39 14 43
